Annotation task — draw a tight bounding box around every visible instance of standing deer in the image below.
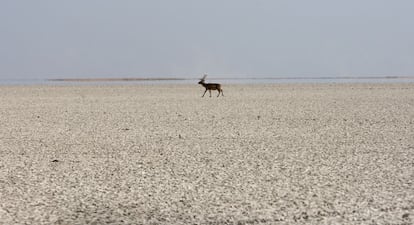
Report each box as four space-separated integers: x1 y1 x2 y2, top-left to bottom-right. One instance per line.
198 75 224 97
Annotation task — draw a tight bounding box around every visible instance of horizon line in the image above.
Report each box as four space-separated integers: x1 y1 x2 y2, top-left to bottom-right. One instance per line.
47 75 414 82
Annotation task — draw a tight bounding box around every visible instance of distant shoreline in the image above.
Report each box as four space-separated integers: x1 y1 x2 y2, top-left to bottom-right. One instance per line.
47 76 414 82
1 76 414 86
48 77 187 82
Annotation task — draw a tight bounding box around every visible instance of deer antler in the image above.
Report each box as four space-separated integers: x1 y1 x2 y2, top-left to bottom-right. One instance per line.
201 74 207 81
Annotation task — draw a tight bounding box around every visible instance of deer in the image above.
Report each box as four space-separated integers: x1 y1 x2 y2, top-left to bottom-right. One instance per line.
198 74 224 97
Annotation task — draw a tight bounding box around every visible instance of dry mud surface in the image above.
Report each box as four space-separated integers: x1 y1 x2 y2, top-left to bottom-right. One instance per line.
0 83 413 224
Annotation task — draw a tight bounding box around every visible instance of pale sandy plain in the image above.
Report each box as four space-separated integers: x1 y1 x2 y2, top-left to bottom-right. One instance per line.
0 83 413 224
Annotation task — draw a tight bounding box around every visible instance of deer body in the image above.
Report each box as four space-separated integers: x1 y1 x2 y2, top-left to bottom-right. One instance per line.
199 80 224 97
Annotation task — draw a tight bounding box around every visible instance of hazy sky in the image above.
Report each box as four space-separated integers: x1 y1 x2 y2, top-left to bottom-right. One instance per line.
1 0 414 79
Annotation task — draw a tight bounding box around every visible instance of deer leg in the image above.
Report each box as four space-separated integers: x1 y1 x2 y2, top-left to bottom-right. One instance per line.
221 89 224 96
209 89 212 97
202 89 207 97
217 90 220 97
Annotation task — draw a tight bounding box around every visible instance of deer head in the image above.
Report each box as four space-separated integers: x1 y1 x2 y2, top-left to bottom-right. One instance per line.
198 74 207 84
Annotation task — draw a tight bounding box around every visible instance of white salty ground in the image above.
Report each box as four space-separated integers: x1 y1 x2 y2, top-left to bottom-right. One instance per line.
0 83 413 224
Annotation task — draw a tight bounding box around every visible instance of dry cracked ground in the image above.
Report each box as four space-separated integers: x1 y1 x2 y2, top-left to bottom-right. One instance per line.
0 83 413 224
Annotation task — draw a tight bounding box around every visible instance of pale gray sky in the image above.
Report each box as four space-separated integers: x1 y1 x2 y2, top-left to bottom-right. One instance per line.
1 0 413 79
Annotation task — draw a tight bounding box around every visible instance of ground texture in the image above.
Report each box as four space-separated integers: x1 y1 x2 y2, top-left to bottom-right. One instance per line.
0 83 413 224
